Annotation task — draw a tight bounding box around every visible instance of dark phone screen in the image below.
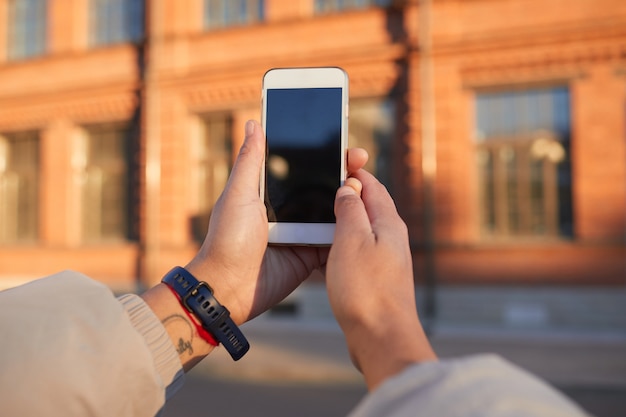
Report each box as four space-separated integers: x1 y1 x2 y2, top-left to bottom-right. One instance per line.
265 87 342 223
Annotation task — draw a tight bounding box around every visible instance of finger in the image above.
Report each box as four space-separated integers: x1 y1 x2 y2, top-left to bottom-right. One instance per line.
347 148 368 174
224 120 265 197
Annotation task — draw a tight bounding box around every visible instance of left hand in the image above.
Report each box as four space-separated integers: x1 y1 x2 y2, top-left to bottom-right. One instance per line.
186 120 368 325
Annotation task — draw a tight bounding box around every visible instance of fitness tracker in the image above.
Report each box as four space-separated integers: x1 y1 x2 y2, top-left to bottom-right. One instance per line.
162 266 250 361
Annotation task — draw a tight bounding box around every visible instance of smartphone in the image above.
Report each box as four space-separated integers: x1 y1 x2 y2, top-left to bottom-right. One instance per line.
261 67 349 245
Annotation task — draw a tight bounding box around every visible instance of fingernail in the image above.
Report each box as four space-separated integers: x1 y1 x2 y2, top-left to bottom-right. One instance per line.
336 185 356 198
344 177 363 196
245 120 255 136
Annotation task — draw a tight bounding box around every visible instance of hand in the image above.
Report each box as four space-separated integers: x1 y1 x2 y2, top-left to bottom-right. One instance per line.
326 169 437 390
186 120 368 325
145 119 366 369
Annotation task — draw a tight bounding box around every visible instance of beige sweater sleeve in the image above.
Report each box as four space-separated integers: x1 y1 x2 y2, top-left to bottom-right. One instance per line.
0 271 184 417
349 354 592 417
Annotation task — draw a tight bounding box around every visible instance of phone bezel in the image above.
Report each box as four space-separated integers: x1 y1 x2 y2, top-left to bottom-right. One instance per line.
260 67 349 246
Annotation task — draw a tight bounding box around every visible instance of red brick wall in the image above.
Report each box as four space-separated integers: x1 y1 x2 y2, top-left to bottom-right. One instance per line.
0 0 624 288
411 0 626 284
573 65 626 241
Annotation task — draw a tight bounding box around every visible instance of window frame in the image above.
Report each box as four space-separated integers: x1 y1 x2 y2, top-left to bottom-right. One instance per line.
79 123 134 243
189 113 233 242
474 86 573 241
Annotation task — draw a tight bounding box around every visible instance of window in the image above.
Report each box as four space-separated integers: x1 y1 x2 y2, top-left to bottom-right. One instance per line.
7 0 47 60
349 99 395 192
475 87 573 239
315 0 392 14
204 0 264 29
90 0 144 46
79 125 132 242
0 132 39 243
190 115 232 241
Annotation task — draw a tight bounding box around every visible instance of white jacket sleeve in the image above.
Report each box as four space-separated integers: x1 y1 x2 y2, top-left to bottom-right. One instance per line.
0 271 184 417
349 354 591 417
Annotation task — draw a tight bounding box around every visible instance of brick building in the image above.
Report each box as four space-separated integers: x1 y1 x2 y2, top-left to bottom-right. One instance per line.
0 0 624 292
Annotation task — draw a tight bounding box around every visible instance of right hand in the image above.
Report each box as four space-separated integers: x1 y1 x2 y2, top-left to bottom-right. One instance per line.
326 169 437 390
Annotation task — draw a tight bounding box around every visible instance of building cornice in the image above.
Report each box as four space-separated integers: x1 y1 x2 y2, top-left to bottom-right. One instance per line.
0 92 137 130
455 33 626 88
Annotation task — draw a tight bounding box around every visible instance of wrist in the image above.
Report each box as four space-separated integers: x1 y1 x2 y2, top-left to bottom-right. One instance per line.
344 316 437 390
161 267 250 361
141 283 215 371
162 283 219 347
184 259 248 325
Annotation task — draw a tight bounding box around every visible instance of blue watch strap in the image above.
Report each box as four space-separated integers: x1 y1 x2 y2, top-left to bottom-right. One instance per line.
162 266 250 361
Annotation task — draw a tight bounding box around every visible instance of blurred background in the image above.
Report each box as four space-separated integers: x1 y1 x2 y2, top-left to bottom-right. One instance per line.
0 0 625 416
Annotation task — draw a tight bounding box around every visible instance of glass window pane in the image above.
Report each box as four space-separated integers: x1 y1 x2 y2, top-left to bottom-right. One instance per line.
315 0 391 14
81 125 132 242
349 99 395 192
191 115 233 241
0 132 39 243
204 0 264 29
90 0 144 46
7 0 47 60
553 87 571 136
477 149 495 233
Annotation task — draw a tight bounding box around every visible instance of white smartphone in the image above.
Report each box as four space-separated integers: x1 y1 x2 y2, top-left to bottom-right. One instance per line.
260 67 349 245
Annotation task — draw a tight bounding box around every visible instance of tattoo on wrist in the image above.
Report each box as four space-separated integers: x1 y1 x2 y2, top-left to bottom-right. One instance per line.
176 338 194 355
163 314 194 356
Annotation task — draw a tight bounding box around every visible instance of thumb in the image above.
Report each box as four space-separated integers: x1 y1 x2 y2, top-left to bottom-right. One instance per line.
224 120 265 198
334 178 371 240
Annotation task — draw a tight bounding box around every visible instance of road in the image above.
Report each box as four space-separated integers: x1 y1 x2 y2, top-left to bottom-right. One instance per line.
162 374 626 417
160 320 626 417
162 376 366 417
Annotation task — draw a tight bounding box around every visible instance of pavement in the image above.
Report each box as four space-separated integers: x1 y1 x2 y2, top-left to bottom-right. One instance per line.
178 283 626 417
193 283 626 389
195 315 626 388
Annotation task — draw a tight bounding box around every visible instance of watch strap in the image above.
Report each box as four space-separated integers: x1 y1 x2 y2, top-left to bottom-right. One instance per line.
162 266 250 361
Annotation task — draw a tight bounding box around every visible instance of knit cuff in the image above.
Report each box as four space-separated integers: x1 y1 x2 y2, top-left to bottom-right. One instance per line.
118 294 185 399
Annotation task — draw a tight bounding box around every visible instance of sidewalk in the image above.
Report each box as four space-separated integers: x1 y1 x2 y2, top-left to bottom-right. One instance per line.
194 313 626 391
183 283 626 417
